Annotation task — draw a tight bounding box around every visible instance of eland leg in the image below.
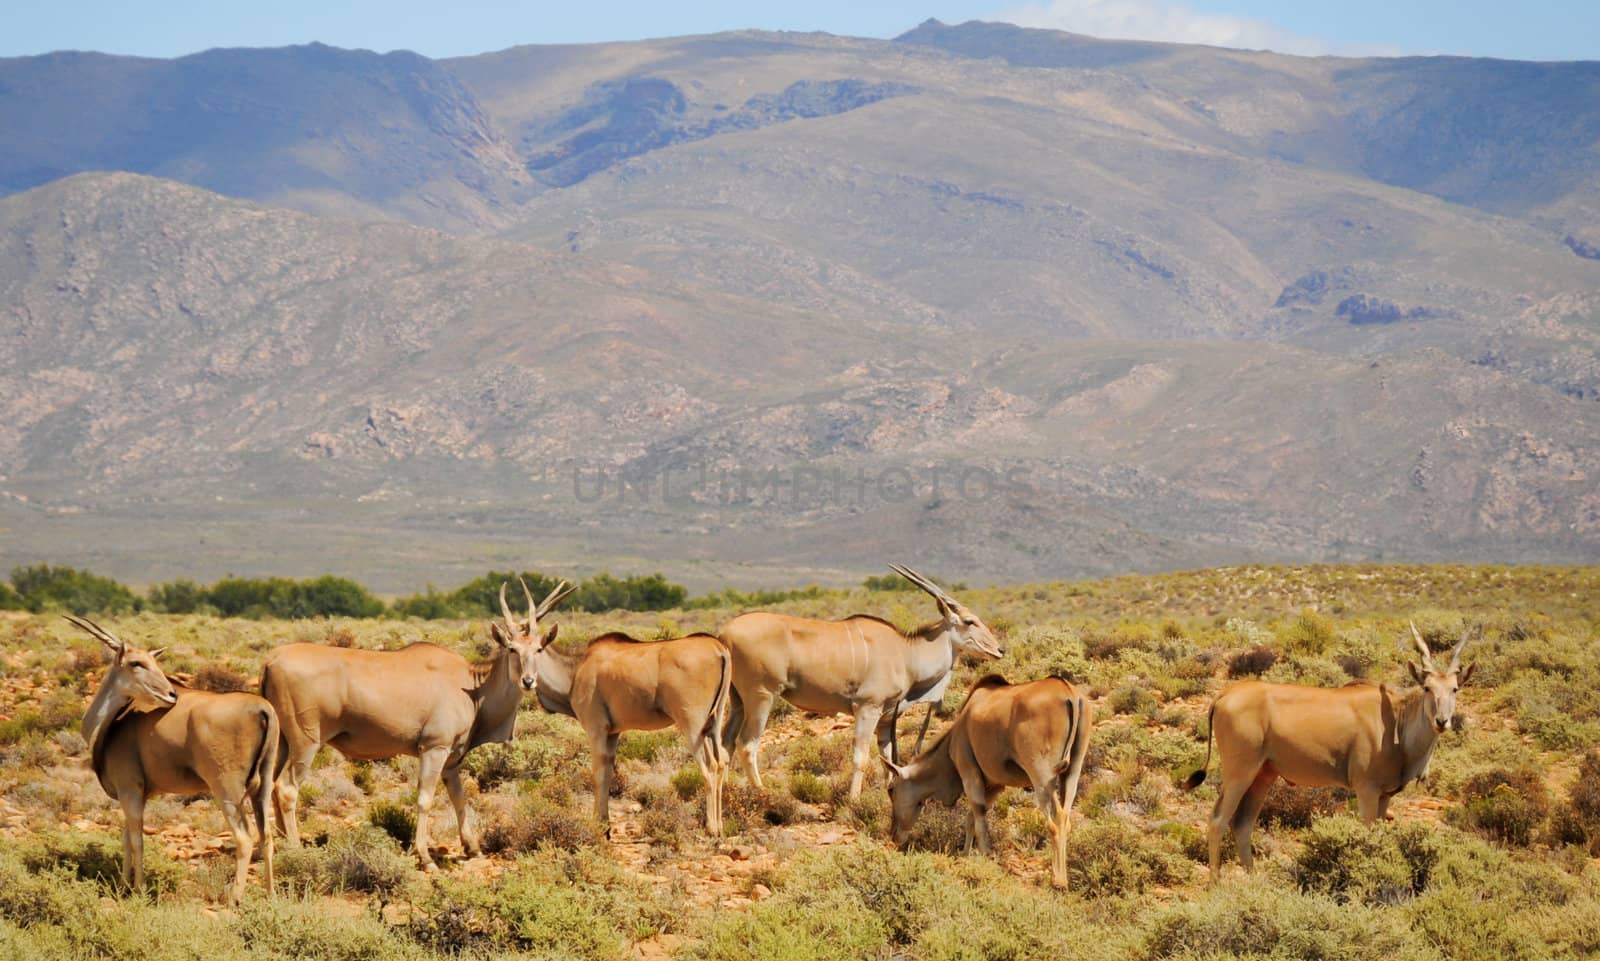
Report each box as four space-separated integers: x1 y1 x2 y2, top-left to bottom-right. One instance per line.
413 746 450 870
275 740 320 847
443 764 480 857
685 720 724 836
590 732 620 836
1031 777 1070 888
1207 762 1262 883
1231 768 1277 872
120 793 146 897
217 795 255 905
848 703 886 800
734 690 778 790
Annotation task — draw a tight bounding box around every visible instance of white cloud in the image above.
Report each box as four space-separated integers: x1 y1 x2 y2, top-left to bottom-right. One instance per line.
995 0 1331 56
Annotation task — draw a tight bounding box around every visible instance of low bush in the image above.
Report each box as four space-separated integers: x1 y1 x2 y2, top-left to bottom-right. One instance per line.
1155 820 1208 863
481 796 606 854
1064 818 1190 896
1449 767 1549 847
788 771 832 805
1257 783 1350 829
615 730 677 764
367 799 417 848
671 765 706 801
16 830 185 896
724 784 800 831
1140 875 1411 960
1227 645 1278 678
1277 609 1337 655
276 826 413 898
1292 816 1437 905
190 662 252 693
460 736 564 790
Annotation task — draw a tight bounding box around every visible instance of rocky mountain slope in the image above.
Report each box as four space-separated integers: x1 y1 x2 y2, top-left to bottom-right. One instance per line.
0 21 1596 589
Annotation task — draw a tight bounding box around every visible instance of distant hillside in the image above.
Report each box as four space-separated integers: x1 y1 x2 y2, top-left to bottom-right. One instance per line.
0 22 1596 589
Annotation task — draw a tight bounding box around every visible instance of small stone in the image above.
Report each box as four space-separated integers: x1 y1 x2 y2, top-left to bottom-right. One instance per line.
751 883 772 901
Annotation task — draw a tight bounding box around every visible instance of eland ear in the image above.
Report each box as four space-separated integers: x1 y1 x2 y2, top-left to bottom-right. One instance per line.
148 647 167 660
879 756 908 782
489 622 509 647
1460 663 1476 686
539 624 558 651
1407 661 1426 685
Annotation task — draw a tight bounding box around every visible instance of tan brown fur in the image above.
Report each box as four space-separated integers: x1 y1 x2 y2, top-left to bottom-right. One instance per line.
260 580 572 869
522 628 730 835
1185 621 1476 881
882 675 1091 887
70 615 277 905
720 564 1003 799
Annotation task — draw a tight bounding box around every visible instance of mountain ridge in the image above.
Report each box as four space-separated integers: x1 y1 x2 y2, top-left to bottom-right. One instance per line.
1 23 1597 588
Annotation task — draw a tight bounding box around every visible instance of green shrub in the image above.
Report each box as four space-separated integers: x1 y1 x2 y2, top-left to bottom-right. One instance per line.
1292 816 1437 905
1140 875 1411 960
788 771 832 805
571 572 687 613
481 797 606 854
671 765 707 801
1258 783 1350 829
615 729 677 764
388 587 460 620
1450 768 1549 847
145 579 205 614
349 759 376 794
460 736 563 790
1277 609 1337 655
410 853 672 960
233 897 421 960
1064 818 1189 896
9 563 139 615
0 691 81 746
16 831 185 897
691 897 886 961
276 826 412 898
1108 682 1158 716
1155 820 1208 863
367 800 417 848
205 575 384 619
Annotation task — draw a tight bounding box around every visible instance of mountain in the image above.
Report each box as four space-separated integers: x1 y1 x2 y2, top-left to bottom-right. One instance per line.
0 22 1596 590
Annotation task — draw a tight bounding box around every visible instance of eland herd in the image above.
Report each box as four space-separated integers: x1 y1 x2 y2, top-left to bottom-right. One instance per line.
64 567 1475 903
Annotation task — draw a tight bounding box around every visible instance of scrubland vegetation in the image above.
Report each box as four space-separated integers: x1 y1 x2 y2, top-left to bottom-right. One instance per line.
0 563 1597 960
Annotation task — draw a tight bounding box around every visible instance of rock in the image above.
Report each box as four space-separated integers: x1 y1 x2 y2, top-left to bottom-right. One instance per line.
751 883 772 901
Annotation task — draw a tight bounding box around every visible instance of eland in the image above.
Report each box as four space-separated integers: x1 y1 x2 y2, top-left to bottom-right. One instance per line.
259 579 574 869
1185 621 1476 881
881 674 1091 887
71 615 278 904
497 579 731 834
720 564 1003 799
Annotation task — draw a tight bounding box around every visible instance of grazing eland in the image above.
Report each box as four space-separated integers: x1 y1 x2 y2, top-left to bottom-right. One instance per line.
1184 621 1476 881
71 615 278 904
880 674 1091 887
720 564 1003 799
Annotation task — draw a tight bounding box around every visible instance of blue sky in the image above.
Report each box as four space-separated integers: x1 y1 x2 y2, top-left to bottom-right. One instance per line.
4 1 1595 61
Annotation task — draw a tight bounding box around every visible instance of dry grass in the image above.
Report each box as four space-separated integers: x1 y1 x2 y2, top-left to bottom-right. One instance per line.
0 563 1596 959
